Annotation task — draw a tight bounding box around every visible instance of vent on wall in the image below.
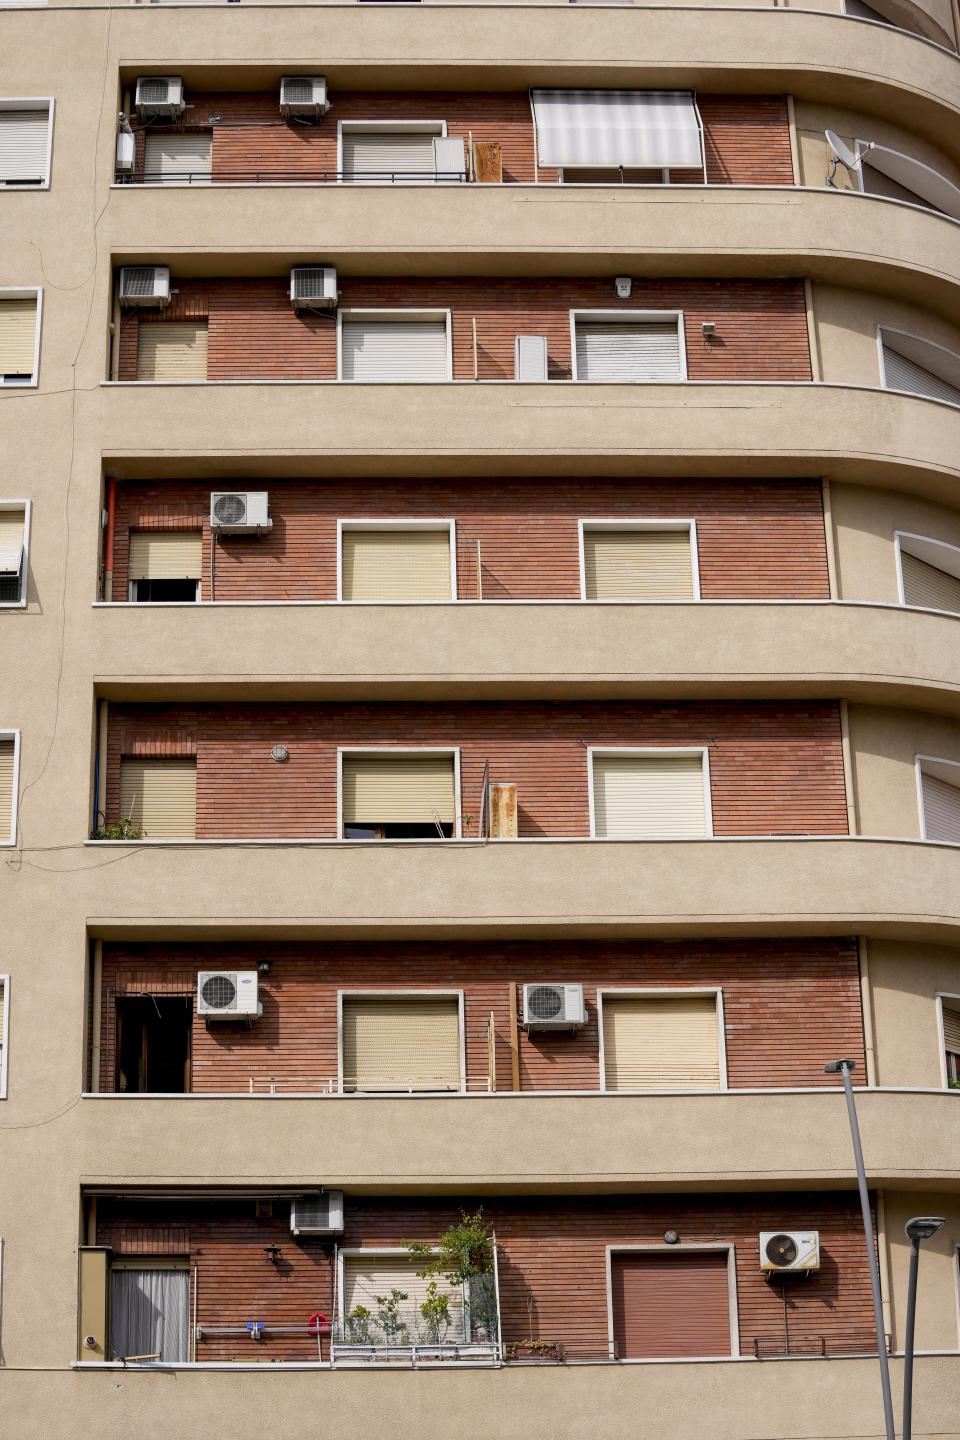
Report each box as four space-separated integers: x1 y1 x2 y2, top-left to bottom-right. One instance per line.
290 1192 344 1235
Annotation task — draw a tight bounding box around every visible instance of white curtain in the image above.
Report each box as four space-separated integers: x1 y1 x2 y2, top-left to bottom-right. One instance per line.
531 90 702 169
111 1268 189 1362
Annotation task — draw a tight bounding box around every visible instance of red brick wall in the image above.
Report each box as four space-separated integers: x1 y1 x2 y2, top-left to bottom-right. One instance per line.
119 277 811 383
97 937 863 1094
109 477 829 603
104 700 849 839
95 1192 874 1362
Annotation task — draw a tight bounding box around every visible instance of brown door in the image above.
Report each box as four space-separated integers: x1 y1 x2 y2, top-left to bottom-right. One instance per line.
611 1250 732 1359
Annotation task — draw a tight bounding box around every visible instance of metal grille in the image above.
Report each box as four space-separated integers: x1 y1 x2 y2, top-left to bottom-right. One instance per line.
200 974 236 1010
139 80 171 104
527 985 563 1021
213 494 246 525
122 267 158 298
294 268 329 300
283 79 315 104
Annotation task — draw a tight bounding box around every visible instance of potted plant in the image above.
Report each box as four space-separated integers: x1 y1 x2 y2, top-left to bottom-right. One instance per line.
406 1208 498 1345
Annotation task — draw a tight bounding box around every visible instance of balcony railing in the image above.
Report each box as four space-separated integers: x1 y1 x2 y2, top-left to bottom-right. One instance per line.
115 169 470 186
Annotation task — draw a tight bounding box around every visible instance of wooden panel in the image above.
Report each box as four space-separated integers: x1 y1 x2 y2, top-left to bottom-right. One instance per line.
119 759 197 838
342 754 455 825
584 529 693 599
611 1250 731 1358
342 528 451 600
0 298 37 376
128 530 202 581
342 994 461 1091
901 550 960 615
137 322 208 381
603 994 720 1090
592 753 707 838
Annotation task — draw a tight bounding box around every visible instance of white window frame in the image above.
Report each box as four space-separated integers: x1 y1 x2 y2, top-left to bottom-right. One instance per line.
336 745 462 839
0 286 42 388
0 973 9 1098
0 498 30 608
336 518 458 602
587 745 714 840
336 988 466 1093
596 986 727 1093
569 309 687 383
0 97 54 190
876 324 960 406
336 119 447 184
577 518 700 602
915 753 960 842
0 729 20 846
895 530 960 611
336 308 453 382
337 1246 443 1328
604 1243 740 1361
935 991 960 1089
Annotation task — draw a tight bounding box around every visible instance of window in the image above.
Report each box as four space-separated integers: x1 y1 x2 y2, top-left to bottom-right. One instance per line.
608 1248 736 1359
0 975 9 1098
917 756 960 843
0 289 41 386
0 99 53 187
939 995 960 1088
339 121 444 182
143 132 212 184
340 992 463 1092
531 90 702 175
600 990 724 1091
127 530 201 603
118 758 197 839
340 750 459 839
0 731 19 846
340 1253 466 1344
590 748 712 838
0 501 29 606
136 321 208 381
115 995 191 1093
571 311 685 383
339 521 455 601
896 533 960 616
110 1264 190 1362
581 521 698 600
849 140 960 218
879 328 960 408
338 311 451 382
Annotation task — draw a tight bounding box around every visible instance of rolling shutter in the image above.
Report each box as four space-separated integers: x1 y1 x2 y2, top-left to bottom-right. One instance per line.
602 994 720 1090
531 91 702 169
342 995 461 1091
342 129 438 179
128 531 202 581
0 738 15 840
0 109 50 184
137 322 208 381
0 298 38 378
342 1255 464 1337
575 321 681 382
920 767 960 843
342 754 455 826
341 318 448 381
342 529 452 600
584 529 693 599
942 1003 960 1052
0 509 25 579
901 551 960 615
119 759 197 838
592 753 707 838
611 1251 731 1359
882 344 960 406
144 132 212 182
0 978 5 1057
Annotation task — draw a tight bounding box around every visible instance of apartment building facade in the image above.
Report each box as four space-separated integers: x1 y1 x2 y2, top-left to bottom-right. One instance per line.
3 0 960 1436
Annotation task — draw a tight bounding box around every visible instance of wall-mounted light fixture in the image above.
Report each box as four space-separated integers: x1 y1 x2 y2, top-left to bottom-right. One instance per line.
615 276 632 299
701 321 717 338
664 1230 680 1245
271 745 289 763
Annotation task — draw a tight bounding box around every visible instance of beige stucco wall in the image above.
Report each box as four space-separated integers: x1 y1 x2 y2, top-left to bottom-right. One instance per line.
870 939 960 1087
832 484 960 603
848 704 960 837
813 283 960 389
884 1190 960 1351
794 100 960 190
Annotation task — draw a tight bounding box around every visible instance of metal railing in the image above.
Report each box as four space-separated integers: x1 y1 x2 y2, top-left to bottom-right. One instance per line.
115 168 469 186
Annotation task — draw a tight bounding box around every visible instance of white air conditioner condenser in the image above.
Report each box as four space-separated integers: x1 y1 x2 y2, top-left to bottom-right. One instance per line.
522 982 586 1029
290 267 338 311
280 77 328 118
290 1192 345 1235
759 1231 820 1273
210 491 272 533
119 266 171 308
135 76 185 119
197 970 260 1018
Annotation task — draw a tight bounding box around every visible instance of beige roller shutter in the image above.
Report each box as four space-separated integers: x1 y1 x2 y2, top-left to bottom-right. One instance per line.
342 129 438 180
119 759 197 838
901 551 960 615
341 317 448 381
592 753 707 838
0 109 50 184
137 322 208 381
921 767 960 843
0 738 15 840
128 531 202 581
342 754 455 825
882 344 960 406
602 993 720 1090
342 1254 464 1336
0 298 38 378
575 320 681 382
0 978 5 1047
144 132 212 182
342 994 461 1091
0 509 25 574
942 1003 960 1055
342 529 452 601
584 529 693 599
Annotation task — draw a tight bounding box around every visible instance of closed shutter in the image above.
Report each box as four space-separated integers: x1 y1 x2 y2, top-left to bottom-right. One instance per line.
128 531 202 581
575 321 681 381
341 317 448 381
921 768 960 843
0 109 50 184
592 753 707 838
611 1251 731 1359
342 529 452 600
119 759 197 838
0 509 25 577
882 344 960 407
137 322 208 381
342 1254 464 1338
602 994 721 1090
0 298 38 378
942 1004 960 1055
342 754 455 825
0 738 14 840
901 551 960 615
584 529 693 599
144 132 212 182
342 994 461 1091
342 130 437 179
0 978 5 1063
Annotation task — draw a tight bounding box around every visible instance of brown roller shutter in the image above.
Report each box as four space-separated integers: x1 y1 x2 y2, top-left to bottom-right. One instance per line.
611 1251 732 1359
942 1004 960 1054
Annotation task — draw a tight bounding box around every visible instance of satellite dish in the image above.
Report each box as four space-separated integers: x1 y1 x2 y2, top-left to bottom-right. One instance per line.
825 130 860 169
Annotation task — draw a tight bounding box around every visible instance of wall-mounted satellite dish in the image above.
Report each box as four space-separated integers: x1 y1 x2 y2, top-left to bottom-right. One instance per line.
825 130 861 169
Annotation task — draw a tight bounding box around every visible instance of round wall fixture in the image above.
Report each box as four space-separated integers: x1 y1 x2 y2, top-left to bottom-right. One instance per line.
271 744 289 763
663 1230 680 1245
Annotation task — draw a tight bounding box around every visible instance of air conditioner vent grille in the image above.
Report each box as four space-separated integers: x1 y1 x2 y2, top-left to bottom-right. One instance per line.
295 270 329 299
213 493 246 526
201 974 236 1010
284 79 314 104
123 267 158 297
527 985 563 1020
139 80 170 104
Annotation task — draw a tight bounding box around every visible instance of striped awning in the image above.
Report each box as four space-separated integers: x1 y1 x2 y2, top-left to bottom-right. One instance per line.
531 90 701 169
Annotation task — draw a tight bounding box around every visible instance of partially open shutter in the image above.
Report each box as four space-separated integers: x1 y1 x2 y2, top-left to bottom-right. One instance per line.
575 321 681 381
0 298 38 378
942 1004 960 1055
882 344 960 406
584 529 693 599
901 551 960 615
128 531 202 581
0 510 25 574
342 130 438 179
137 322 208 381
342 995 461 1091
342 1255 464 1338
531 91 702 169
611 1251 731 1359
921 767 960 843
341 318 448 381
144 132 212 182
0 109 50 184
119 759 197 838
602 994 720 1090
592 753 707 837
0 738 14 840
342 529 452 600
342 754 455 825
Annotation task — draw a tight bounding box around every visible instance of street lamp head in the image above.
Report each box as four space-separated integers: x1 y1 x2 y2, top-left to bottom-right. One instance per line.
824 1058 858 1074
905 1217 945 1243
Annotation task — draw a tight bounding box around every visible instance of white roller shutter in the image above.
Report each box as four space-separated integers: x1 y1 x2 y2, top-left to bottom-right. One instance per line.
341 317 448 381
128 531 202 581
584 529 693 599
531 91 702 169
602 994 721 1090
920 767 960 843
119 759 197 838
144 132 212 183
0 510 25 576
592 753 708 838
342 1255 464 1340
342 129 438 180
0 298 38 378
137 322 208 381
342 528 452 600
0 738 15 841
342 754 455 826
0 108 50 184
575 320 682 382
882 344 960 406
901 551 960 615
342 995 461 1091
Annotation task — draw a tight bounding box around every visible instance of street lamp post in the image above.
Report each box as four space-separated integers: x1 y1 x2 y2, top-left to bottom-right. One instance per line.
902 1216 945 1440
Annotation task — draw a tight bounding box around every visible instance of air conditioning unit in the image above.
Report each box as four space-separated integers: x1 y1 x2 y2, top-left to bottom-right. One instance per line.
515 335 548 383
432 135 466 180
119 266 170 308
759 1231 820 1274
210 491 272 534
522 982 586 1030
280 76 328 119
197 970 260 1019
289 266 338 312
290 1192 344 1236
135 76 185 120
